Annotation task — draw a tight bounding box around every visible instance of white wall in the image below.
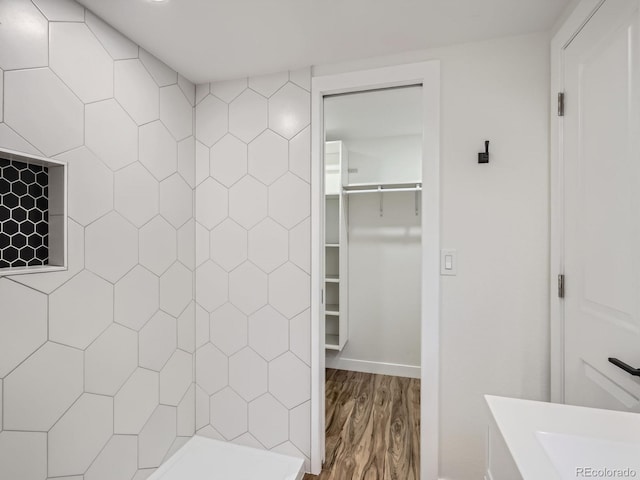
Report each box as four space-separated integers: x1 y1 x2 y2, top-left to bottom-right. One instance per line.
327 192 422 374
0 1 196 478
192 70 312 468
315 32 551 480
345 135 422 185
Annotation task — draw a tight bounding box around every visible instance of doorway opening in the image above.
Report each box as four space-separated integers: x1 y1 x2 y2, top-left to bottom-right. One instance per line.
321 86 422 478
310 62 441 480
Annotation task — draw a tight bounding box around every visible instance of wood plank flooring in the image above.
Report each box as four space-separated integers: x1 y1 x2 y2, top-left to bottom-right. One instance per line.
304 369 420 480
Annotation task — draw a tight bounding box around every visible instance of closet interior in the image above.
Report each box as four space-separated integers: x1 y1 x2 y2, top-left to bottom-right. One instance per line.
323 85 423 377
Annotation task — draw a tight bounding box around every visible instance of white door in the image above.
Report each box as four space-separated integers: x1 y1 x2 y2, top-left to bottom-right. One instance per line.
563 0 640 411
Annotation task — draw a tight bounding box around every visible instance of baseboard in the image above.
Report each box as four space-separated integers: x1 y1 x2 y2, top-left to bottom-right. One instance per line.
325 356 420 378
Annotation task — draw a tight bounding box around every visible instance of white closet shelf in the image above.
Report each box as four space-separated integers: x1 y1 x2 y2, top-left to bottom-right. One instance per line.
325 275 339 283
325 243 339 248
325 334 340 350
325 305 340 315
342 182 422 194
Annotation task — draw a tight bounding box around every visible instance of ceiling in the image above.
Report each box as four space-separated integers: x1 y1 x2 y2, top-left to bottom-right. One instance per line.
325 86 422 141
75 0 571 85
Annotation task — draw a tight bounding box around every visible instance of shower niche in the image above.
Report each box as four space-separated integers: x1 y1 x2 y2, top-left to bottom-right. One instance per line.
0 148 67 276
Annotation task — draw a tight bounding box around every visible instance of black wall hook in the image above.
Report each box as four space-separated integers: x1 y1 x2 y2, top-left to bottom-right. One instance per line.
478 140 490 164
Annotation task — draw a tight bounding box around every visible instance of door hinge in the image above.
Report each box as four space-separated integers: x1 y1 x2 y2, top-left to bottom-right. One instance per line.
557 92 565 117
558 274 565 298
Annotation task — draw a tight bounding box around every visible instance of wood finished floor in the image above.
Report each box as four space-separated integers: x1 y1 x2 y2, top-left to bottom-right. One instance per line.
304 369 420 480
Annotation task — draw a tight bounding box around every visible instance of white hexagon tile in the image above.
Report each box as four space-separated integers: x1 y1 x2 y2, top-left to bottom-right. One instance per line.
249 218 288 273
210 387 247 440
269 262 311 319
228 347 267 402
4 68 83 157
210 134 247 188
0 0 48 70
0 6 201 479
195 260 228 312
160 85 193 141
49 22 114 103
49 270 113 349
0 279 47 378
248 306 289 361
60 147 114 226
114 368 159 435
140 49 178 87
84 10 137 60
138 405 177 468
140 120 178 181
269 352 311 409
195 178 228 229
139 216 177 276
48 394 113 477
210 303 247 356
269 83 311 139
115 266 160 330
32 0 85 22
114 59 160 125
248 130 288 185
85 212 138 283
248 71 289 98
229 261 268 315
3 342 83 431
84 435 138 480
85 324 138 396
210 219 247 271
160 262 193 316
228 176 268 229
140 311 177 371
178 137 197 187
0 431 47 480
115 163 159 228
210 77 246 103
193 70 311 459
160 173 193 228
195 95 228 147
269 173 310 229
160 350 193 406
195 343 228 395
229 90 268 143
0 3 311 472
248 394 289 449
85 99 138 171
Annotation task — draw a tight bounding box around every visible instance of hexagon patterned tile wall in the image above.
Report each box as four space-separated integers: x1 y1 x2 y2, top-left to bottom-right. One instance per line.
194 69 311 465
0 2 196 477
0 1 311 475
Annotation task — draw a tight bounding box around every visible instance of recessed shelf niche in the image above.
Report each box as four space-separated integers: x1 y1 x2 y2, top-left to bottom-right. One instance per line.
0 148 67 276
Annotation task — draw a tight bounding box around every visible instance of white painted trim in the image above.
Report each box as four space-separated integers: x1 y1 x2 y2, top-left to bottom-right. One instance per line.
549 0 605 405
325 357 421 379
310 61 441 480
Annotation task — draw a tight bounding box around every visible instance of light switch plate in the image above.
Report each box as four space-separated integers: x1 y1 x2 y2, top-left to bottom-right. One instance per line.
440 249 457 276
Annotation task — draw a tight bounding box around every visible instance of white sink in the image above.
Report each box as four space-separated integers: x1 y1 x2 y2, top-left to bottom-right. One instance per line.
536 431 640 480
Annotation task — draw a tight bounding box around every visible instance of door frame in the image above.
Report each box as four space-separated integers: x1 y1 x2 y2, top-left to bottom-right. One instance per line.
550 0 607 404
310 61 441 480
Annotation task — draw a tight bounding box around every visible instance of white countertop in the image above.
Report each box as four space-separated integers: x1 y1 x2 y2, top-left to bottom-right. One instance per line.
485 395 640 480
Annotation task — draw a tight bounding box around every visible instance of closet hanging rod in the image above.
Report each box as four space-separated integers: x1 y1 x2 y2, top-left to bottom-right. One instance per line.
342 184 422 195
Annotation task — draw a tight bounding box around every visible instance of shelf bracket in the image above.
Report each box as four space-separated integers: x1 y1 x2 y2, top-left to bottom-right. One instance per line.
415 186 420 216
379 186 383 217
